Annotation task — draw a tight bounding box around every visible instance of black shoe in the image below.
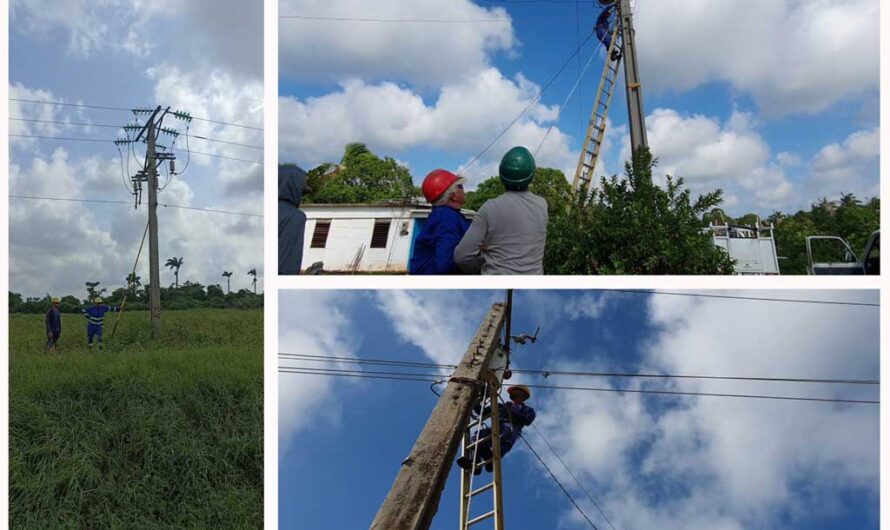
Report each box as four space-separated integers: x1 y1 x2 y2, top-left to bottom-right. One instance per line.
485 462 493 473
474 466 482 476
611 50 622 62
457 457 472 470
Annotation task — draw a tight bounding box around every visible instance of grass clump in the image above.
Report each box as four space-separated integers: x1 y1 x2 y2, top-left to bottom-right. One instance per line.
9 309 263 529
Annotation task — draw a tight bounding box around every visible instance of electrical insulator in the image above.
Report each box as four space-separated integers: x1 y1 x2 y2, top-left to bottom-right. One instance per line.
169 160 176 174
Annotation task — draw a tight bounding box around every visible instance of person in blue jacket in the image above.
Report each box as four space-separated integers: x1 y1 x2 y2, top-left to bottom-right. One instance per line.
595 6 622 62
83 297 120 350
457 385 536 474
409 169 471 274
45 297 62 352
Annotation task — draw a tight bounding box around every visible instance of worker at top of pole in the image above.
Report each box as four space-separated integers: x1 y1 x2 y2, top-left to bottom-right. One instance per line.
457 385 536 474
45 297 62 352
83 297 120 350
409 169 471 275
453 147 548 275
595 6 622 62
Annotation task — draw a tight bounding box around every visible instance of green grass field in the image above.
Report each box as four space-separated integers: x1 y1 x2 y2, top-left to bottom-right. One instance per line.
9 309 263 529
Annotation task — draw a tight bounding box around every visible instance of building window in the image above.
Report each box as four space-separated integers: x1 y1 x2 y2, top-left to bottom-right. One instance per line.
370 219 391 249
311 220 331 248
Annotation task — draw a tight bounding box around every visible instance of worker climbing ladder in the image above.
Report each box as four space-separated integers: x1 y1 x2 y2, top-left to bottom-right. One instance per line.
572 22 621 193
572 0 648 194
459 374 506 530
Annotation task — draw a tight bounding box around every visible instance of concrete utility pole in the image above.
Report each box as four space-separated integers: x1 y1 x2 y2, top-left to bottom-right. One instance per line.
145 110 162 339
617 0 648 154
370 303 507 530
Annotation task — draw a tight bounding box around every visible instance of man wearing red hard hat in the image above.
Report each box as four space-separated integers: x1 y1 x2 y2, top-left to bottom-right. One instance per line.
409 169 471 274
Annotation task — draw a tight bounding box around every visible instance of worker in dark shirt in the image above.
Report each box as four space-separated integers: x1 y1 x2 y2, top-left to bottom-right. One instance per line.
409 169 471 274
595 6 622 61
45 297 62 352
457 385 536 474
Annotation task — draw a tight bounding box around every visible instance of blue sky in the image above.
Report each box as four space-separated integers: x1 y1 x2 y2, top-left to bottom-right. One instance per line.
9 0 263 297
279 289 879 530
279 0 879 216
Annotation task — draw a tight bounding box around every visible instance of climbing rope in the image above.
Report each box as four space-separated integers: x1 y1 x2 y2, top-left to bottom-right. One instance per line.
110 221 149 338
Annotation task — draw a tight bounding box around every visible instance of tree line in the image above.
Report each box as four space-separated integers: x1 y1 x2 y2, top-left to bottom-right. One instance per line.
11 279 263 314
286 144 879 275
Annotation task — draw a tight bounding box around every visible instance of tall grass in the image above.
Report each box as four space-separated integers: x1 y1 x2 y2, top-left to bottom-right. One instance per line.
9 309 263 529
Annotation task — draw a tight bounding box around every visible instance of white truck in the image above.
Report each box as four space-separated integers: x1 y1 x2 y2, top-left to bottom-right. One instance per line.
806 230 880 275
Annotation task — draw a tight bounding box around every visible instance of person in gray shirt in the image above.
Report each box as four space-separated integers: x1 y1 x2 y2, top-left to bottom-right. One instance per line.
454 146 548 275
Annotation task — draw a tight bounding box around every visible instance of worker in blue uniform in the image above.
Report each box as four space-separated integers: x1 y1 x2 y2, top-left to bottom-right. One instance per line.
457 385 536 474
45 297 62 352
595 6 622 62
409 169 471 275
83 297 120 350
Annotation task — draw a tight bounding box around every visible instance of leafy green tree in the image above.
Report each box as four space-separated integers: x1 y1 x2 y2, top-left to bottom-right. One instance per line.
84 281 106 301
297 144 419 204
545 148 734 275
9 292 22 311
465 167 572 217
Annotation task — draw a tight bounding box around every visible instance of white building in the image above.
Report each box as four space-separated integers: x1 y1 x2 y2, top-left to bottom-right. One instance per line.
301 202 458 273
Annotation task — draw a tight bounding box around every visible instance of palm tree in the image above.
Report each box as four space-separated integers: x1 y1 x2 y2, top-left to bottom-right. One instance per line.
126 273 142 296
165 257 184 288
222 271 233 294
247 268 257 294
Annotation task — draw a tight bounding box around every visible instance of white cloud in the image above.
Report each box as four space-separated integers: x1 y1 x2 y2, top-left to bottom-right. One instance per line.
615 108 793 211
279 0 516 86
9 147 264 298
279 68 576 186
148 66 264 197
635 0 879 115
278 291 361 454
11 0 261 78
536 290 878 530
374 291 496 366
806 127 879 201
564 291 616 320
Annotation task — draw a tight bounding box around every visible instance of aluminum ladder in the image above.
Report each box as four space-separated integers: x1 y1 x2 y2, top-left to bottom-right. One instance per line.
459 377 505 530
572 21 622 193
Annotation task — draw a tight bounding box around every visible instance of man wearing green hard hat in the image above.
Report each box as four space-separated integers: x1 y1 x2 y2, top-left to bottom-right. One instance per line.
454 146 548 274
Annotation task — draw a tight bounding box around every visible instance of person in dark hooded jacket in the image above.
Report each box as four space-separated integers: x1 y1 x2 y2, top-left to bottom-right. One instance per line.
279 165 308 275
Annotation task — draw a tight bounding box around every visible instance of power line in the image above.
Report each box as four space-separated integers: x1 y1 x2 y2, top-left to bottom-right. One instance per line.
11 133 263 165
462 31 595 173
277 368 879 405
511 368 879 386
517 430 601 529
9 194 263 218
10 117 123 129
604 289 879 308
9 97 131 112
279 14 514 23
190 134 263 150
521 382 879 405
278 352 879 386
10 98 263 131
191 115 263 131
530 423 618 530
10 134 109 143
11 117 263 150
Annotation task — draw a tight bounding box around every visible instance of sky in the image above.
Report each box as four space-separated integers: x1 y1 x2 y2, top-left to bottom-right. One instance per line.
278 0 879 216
9 0 264 298
279 289 880 530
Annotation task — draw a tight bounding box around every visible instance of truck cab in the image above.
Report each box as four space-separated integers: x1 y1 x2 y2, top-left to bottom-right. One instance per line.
806 230 879 275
